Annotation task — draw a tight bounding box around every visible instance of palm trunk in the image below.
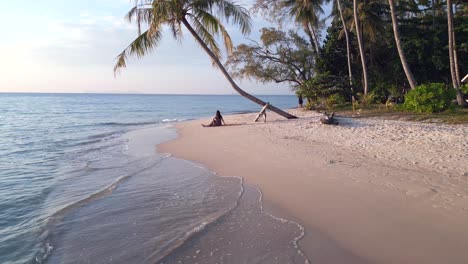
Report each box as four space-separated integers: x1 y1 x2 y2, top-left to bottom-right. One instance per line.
388 0 417 89
353 0 369 95
303 22 321 57
432 0 436 29
453 30 461 87
181 18 297 119
447 0 466 106
303 23 319 56
309 23 321 56
337 0 352 87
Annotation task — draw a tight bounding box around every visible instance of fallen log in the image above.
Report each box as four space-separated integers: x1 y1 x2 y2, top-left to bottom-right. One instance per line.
254 103 269 123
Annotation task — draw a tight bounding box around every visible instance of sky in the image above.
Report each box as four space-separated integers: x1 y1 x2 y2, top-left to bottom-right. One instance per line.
0 1 330 95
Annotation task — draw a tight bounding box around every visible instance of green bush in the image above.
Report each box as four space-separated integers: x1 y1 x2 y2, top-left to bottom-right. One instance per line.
461 83 468 94
402 83 455 113
356 92 376 108
324 94 346 110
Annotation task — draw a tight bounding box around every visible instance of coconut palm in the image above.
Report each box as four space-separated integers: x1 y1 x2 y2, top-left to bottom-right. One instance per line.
334 0 353 87
388 0 417 89
284 0 325 56
115 0 297 119
341 0 385 95
252 0 324 56
353 0 369 95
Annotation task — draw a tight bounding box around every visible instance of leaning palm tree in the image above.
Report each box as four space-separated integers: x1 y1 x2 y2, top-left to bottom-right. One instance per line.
388 0 417 89
115 0 296 119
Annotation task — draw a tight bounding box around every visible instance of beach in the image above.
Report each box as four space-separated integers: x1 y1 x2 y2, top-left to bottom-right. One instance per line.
159 109 468 264
0 93 305 264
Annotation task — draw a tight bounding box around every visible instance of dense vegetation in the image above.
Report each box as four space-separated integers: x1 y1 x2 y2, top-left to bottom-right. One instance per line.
117 1 467 116
228 0 468 112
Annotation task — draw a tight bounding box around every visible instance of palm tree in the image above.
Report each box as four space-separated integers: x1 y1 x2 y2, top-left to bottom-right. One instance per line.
353 0 369 95
447 0 466 106
286 0 325 56
388 0 417 89
252 0 324 57
115 0 297 119
335 0 353 87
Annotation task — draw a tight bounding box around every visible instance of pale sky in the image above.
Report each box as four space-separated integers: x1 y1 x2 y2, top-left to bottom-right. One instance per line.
0 0 297 95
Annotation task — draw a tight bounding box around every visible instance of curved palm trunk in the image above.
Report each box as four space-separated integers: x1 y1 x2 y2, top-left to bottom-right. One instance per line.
447 0 466 106
353 0 368 95
388 0 416 90
309 23 321 56
303 23 320 57
337 0 352 87
181 18 297 119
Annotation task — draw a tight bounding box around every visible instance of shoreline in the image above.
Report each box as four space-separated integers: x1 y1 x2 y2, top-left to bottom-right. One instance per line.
158 109 468 264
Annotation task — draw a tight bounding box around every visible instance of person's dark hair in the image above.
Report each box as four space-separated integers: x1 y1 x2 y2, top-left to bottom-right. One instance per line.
215 110 222 119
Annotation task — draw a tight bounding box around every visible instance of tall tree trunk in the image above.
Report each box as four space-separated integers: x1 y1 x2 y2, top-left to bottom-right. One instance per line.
181 18 297 119
303 22 321 57
447 0 466 106
337 0 352 87
309 23 321 56
303 22 319 56
353 0 369 95
452 30 461 87
388 0 417 89
432 0 436 29
337 0 355 103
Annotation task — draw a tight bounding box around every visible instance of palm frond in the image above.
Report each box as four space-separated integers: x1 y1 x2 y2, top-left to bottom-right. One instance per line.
114 27 163 75
126 1 154 34
188 14 222 60
192 8 234 55
192 0 252 35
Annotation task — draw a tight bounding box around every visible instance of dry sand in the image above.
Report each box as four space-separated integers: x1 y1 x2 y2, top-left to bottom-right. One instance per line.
159 109 468 264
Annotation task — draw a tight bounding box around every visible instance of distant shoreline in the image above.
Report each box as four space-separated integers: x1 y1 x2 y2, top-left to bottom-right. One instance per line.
0 92 295 96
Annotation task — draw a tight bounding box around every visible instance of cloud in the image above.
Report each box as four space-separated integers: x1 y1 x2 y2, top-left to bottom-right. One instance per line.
0 2 292 95
30 14 137 66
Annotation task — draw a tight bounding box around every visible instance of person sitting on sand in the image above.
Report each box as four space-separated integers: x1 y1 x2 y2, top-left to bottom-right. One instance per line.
202 110 225 127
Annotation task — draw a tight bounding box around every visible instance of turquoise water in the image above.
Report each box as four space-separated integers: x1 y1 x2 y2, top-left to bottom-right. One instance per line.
0 93 303 263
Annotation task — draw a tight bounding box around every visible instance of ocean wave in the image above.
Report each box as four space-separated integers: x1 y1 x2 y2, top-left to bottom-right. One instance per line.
33 154 171 264
155 160 310 264
97 121 159 127
63 132 125 149
86 131 124 140
97 119 187 127
162 118 179 123
149 176 245 264
256 186 310 264
230 110 255 115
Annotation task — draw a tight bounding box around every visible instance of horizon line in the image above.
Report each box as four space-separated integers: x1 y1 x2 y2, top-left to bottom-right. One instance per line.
0 91 295 96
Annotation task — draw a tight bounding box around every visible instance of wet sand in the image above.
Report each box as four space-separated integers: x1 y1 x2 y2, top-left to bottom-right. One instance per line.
159 109 468 264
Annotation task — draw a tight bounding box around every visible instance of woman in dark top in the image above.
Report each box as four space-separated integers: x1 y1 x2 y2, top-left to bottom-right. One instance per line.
202 110 225 127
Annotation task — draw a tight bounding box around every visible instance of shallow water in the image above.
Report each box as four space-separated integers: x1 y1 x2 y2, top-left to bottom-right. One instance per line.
0 93 302 263
159 183 308 264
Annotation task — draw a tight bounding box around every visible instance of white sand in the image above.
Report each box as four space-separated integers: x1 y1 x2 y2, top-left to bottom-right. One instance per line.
159 109 468 264
226 109 468 211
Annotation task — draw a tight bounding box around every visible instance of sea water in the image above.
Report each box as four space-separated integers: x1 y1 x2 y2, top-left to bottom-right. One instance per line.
0 93 307 263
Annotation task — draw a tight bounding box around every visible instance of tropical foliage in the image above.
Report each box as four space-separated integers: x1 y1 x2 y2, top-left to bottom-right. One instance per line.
115 0 296 119
116 0 468 113
402 83 455 113
233 0 468 109
227 28 315 90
